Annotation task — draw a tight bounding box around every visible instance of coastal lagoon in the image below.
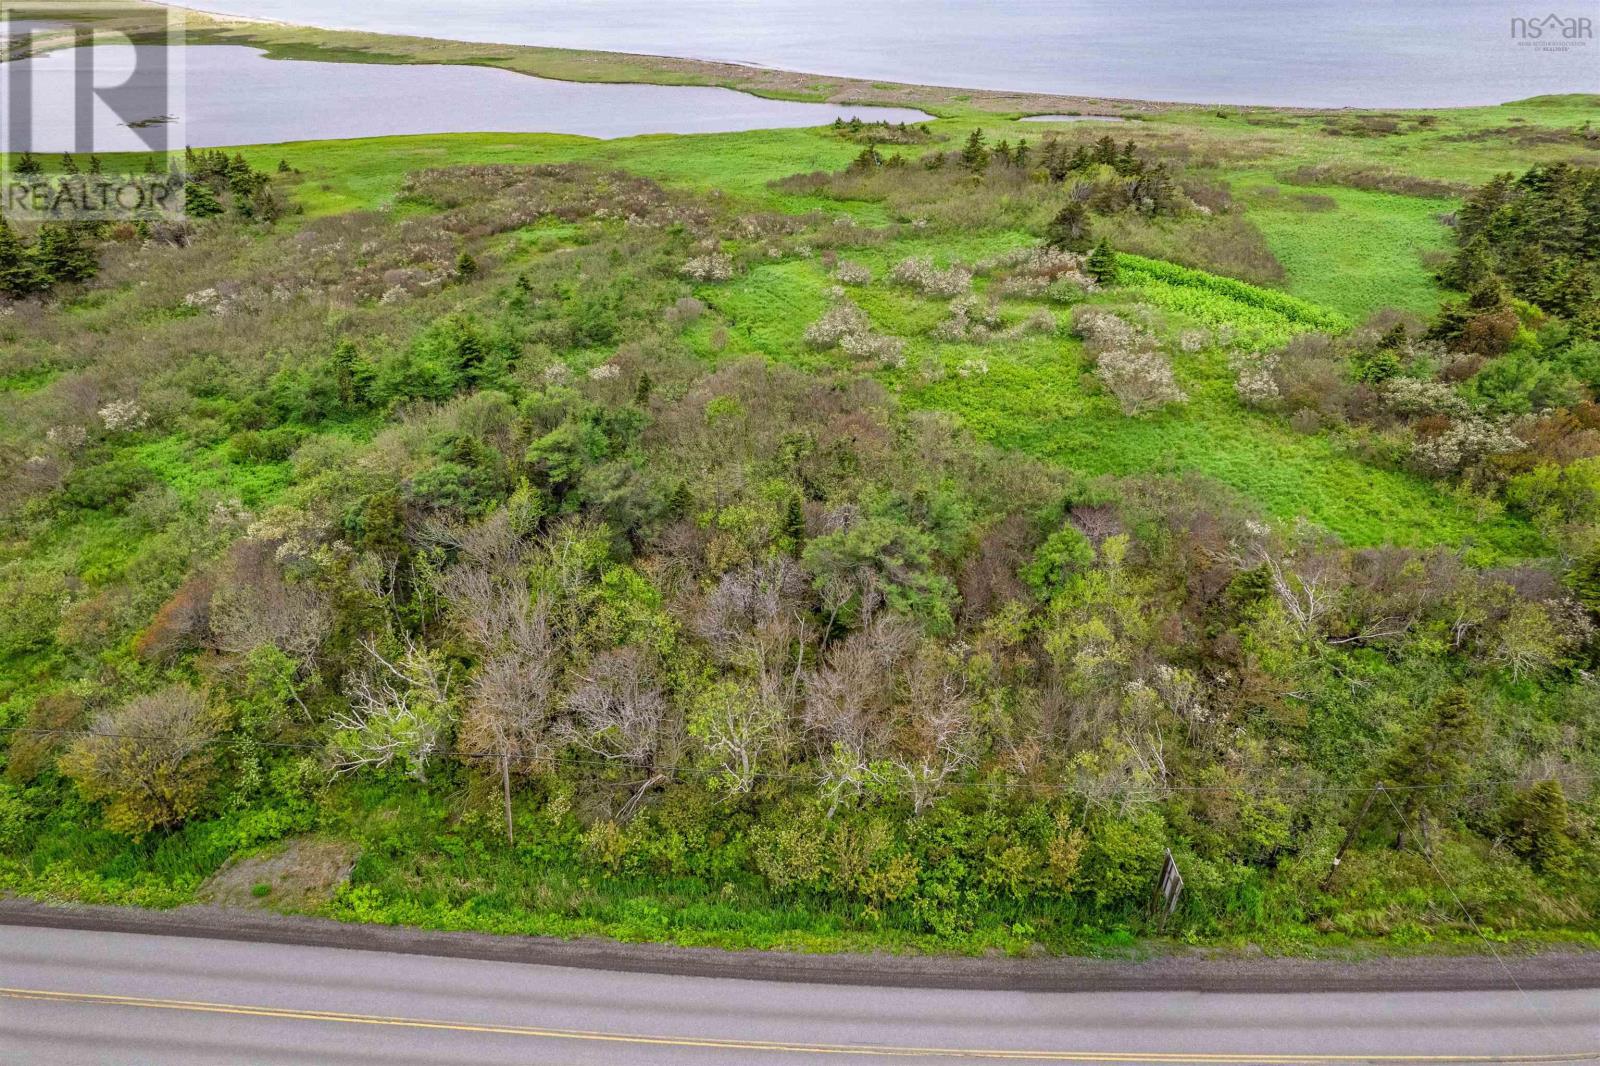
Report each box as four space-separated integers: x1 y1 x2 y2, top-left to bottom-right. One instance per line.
1 44 931 151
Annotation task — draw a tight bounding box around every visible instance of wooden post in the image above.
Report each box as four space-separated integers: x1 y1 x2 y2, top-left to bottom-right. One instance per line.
1153 849 1183 930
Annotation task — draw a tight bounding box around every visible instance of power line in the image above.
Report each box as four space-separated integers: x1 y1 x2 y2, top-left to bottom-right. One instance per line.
1377 785 1543 1021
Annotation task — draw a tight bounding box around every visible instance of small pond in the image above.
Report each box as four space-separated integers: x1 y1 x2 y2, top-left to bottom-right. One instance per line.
2 44 931 151
1020 114 1127 124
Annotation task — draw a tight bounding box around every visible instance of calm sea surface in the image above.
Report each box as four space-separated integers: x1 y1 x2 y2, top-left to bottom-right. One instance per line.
2 45 931 151
187 0 1597 107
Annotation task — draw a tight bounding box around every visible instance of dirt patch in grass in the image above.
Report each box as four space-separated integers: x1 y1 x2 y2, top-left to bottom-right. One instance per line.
200 837 359 911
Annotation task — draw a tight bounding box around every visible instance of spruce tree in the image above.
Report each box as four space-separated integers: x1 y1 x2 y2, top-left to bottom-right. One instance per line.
849 144 883 171
1506 780 1572 871
88 155 103 175
1044 202 1093 252
35 224 98 284
59 151 79 175
781 493 807 555
1565 541 1600 611
1039 139 1063 181
1377 688 1481 853
1086 238 1119 284
183 180 223 219
1013 139 1031 169
14 152 42 177
1115 139 1141 175
959 128 989 172
0 217 47 298
329 339 370 411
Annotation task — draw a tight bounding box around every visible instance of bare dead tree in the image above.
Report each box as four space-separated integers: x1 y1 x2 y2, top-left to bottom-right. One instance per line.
329 634 453 781
443 558 560 844
1225 522 1347 641
563 645 680 815
892 647 980 813
208 539 331 675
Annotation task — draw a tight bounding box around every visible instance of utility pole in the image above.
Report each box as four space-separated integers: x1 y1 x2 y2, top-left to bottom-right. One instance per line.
1321 783 1384 892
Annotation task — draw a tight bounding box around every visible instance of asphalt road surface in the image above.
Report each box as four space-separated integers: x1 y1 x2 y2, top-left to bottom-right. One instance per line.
2 923 1597 1065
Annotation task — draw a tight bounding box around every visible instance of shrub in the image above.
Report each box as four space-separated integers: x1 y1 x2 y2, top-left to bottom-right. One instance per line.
60 685 223 835
681 253 734 282
804 300 872 349
889 255 972 298
1095 348 1187 415
832 260 873 285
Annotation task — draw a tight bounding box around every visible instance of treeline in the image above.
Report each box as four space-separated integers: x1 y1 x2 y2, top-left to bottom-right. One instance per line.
0 149 287 299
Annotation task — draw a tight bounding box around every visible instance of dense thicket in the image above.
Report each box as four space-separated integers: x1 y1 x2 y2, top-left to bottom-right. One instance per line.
0 159 1595 952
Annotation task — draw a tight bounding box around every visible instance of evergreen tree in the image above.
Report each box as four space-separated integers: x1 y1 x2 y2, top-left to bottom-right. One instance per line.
1506 780 1573 871
992 139 1013 167
88 155 103 175
59 152 79 175
1013 139 1030 169
1441 234 1495 292
455 250 479 278
1565 540 1600 611
849 143 883 171
14 152 42 177
1086 238 1119 284
1040 139 1067 182
1092 134 1118 165
183 180 223 219
0 217 47 298
1044 202 1093 252
329 339 370 411
35 223 98 284
781 493 808 555
1377 688 1481 854
1114 139 1141 175
959 128 989 172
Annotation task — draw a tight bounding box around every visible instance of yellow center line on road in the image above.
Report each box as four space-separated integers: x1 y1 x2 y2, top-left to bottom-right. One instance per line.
0 986 1593 1064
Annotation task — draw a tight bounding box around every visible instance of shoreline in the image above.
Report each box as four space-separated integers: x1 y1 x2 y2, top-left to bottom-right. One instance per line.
25 0 1569 118
142 0 1599 114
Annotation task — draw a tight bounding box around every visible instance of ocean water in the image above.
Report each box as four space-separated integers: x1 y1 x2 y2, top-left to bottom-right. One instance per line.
182 0 1597 107
0 44 931 151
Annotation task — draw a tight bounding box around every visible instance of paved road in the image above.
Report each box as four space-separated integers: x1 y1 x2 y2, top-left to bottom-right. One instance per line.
1 924 1597 1065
